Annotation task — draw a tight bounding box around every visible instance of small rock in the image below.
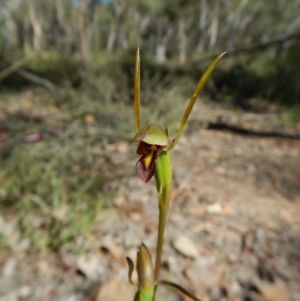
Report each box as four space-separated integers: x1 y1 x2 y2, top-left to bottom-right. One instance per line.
84 114 95 124
190 204 205 218
76 254 103 281
228 253 239 263
128 211 143 221
110 153 127 165
230 280 242 295
172 234 199 258
192 222 214 233
3 258 17 278
0 188 7 199
65 295 78 301
275 258 293 281
109 245 123 260
59 251 77 268
123 231 141 248
185 257 220 288
0 292 17 301
112 195 126 207
116 141 129 153
0 215 16 238
162 255 181 274
247 163 256 173
96 280 136 301
255 281 291 301
145 221 157 234
206 203 222 214
170 213 184 222
255 227 266 246
15 238 30 252
18 286 32 298
215 166 226 175
38 260 50 274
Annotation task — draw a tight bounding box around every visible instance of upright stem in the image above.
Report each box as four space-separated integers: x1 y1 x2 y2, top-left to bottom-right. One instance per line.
154 207 168 282
153 151 172 283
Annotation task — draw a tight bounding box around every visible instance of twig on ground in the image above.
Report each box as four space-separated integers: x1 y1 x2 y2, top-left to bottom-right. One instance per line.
0 54 56 92
16 69 56 92
207 121 300 140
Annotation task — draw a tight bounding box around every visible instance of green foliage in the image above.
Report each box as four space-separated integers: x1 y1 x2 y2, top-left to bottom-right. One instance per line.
0 128 107 252
267 41 300 106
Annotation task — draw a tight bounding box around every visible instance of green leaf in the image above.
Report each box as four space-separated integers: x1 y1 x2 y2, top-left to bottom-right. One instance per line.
158 280 202 301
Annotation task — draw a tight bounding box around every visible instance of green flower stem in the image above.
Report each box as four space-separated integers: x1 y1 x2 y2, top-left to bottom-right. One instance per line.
154 150 172 282
154 206 168 283
134 288 155 301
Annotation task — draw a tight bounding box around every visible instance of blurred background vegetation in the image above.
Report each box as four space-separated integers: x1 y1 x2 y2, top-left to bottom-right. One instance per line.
0 0 300 253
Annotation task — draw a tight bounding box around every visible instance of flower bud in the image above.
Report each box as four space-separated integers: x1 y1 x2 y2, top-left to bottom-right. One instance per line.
136 243 154 289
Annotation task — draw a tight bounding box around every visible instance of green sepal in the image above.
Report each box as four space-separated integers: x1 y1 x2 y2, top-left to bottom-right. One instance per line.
133 124 168 146
134 48 141 132
168 51 226 150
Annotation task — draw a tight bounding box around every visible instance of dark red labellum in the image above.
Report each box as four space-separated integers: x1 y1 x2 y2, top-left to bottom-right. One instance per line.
136 141 151 155
136 155 156 183
135 141 164 183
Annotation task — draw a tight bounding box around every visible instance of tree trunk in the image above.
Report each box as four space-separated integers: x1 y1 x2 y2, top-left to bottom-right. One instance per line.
28 0 43 52
197 0 208 52
209 0 219 50
106 24 116 53
178 19 187 64
155 44 166 63
78 0 90 65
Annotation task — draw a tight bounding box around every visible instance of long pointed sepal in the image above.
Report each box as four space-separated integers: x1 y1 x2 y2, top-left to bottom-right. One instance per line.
168 52 226 150
134 47 141 132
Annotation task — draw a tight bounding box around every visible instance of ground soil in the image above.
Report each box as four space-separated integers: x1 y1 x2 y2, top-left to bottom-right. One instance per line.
1 101 300 301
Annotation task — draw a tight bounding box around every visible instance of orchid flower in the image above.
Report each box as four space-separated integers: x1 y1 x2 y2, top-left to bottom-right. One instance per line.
127 48 226 301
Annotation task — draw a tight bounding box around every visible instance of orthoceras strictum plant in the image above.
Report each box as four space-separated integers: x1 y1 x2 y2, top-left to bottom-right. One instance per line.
126 48 226 301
